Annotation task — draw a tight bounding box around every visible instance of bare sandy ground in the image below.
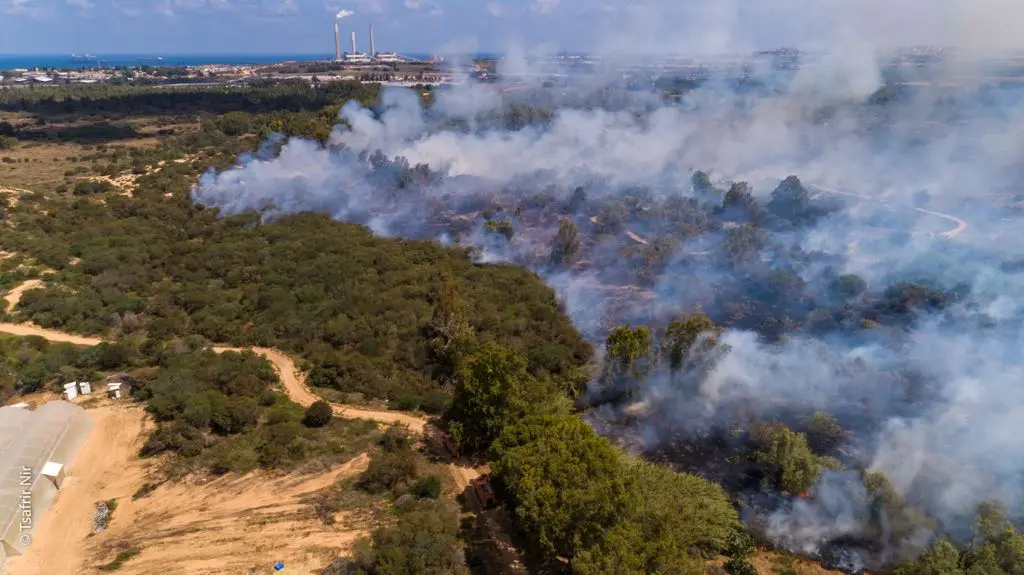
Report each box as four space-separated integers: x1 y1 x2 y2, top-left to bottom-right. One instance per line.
3 401 373 575
3 404 152 575
0 321 103 346
2 278 43 311
84 454 371 575
626 230 650 245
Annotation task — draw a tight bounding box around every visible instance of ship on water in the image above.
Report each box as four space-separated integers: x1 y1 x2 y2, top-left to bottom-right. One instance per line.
70 53 97 62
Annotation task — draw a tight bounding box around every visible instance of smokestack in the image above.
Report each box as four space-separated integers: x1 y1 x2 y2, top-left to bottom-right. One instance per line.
369 24 376 58
351 31 357 55
334 21 341 61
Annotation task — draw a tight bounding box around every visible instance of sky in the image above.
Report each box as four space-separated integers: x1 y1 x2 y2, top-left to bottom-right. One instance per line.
3 0 1024 62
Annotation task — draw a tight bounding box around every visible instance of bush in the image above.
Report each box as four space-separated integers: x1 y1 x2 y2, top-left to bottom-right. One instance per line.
358 451 417 494
389 395 420 412
98 547 141 571
410 475 442 499
302 400 333 428
380 424 411 453
725 558 758 575
72 179 115 195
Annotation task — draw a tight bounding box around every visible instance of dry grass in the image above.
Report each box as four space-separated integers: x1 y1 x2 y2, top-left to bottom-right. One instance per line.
0 117 197 192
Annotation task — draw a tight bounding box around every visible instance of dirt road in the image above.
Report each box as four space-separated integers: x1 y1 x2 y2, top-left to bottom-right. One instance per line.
811 183 969 238
0 322 104 346
212 346 426 433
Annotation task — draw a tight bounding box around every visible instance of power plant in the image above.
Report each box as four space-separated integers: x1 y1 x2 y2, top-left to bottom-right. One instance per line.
329 16 406 64
333 21 341 61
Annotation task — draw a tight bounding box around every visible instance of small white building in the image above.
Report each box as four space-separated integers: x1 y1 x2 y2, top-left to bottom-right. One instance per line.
40 462 65 489
78 381 92 395
107 382 123 400
63 382 79 401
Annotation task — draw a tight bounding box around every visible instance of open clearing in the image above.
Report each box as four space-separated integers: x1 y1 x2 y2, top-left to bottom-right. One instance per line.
0 280 485 574
2 400 373 575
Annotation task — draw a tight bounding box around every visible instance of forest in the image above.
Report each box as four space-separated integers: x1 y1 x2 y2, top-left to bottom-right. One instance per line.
1 77 1018 575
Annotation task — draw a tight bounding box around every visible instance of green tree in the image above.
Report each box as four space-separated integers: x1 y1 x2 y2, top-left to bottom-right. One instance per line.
806 411 844 454
605 325 652 377
427 280 475 385
753 423 822 494
574 459 742 575
340 500 468 575
446 342 529 453
302 400 333 428
491 414 631 561
550 219 581 266
662 312 719 371
894 538 964 575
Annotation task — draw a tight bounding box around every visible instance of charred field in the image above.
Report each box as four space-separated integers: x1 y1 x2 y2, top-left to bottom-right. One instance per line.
191 55 1024 573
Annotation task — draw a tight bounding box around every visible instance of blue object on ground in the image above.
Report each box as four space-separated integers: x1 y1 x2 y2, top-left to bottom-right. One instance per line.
274 562 285 571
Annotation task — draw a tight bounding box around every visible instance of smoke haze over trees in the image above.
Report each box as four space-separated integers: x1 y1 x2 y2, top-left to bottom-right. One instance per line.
180 2 1024 571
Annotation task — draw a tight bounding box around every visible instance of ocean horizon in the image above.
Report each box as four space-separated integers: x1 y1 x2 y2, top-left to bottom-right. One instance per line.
0 53 498 71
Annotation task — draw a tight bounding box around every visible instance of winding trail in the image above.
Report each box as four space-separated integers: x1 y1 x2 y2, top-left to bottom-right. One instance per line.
0 285 484 490
811 183 969 238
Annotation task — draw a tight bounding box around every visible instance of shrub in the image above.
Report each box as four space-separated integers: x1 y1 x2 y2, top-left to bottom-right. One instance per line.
410 475 442 499
302 400 333 428
725 558 758 575
358 451 417 494
389 395 420 412
380 424 411 453
98 547 141 571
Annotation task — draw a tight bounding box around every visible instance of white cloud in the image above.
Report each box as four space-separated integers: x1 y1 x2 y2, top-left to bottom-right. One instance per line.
66 0 95 9
404 0 440 17
485 1 503 17
530 0 558 14
5 0 48 16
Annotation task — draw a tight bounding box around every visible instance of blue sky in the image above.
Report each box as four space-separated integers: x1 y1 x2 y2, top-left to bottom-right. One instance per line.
0 0 830 56
0 0 634 55
4 0 1010 57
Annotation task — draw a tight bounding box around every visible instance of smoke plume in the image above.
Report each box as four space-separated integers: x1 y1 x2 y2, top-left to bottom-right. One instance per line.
192 1 1024 569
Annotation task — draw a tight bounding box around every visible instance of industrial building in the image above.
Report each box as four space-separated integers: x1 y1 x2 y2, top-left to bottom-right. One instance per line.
0 401 93 568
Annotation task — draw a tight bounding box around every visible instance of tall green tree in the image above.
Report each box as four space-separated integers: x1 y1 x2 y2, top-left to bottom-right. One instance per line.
605 325 652 379
550 219 581 266
427 279 475 386
661 312 719 371
491 414 631 562
445 342 530 453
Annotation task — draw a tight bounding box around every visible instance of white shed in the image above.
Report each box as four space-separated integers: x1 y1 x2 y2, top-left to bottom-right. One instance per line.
107 382 123 400
78 381 92 395
40 461 65 489
63 383 79 401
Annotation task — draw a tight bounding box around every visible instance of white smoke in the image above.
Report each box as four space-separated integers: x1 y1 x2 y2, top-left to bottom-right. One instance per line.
190 0 1024 567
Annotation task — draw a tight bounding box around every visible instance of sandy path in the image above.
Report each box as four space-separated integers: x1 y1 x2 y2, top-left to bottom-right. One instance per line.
625 230 650 245
2 278 43 311
3 405 152 575
0 322 104 346
212 346 427 433
811 183 968 238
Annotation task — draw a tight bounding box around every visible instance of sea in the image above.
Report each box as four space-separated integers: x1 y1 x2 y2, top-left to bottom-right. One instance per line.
0 53 481 71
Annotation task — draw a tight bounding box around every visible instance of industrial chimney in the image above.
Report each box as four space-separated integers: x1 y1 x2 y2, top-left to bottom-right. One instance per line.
351 31 357 55
369 24 376 58
334 21 341 61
